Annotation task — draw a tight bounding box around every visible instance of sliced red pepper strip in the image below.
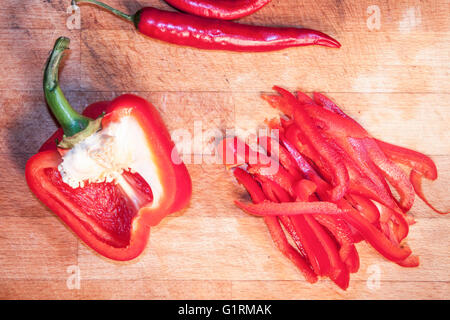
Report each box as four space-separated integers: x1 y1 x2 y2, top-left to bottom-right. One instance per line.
347 194 380 224
303 103 369 139
248 164 295 197
375 139 437 180
342 204 412 262
259 135 302 180
289 215 332 277
293 179 317 201
313 214 359 273
265 216 318 283
235 200 343 216
164 0 273 20
396 255 420 268
262 93 294 118
361 138 415 212
273 86 350 201
410 170 449 214
312 92 347 117
232 168 317 282
292 177 355 282
233 167 266 204
304 215 350 290
258 177 292 203
218 136 272 168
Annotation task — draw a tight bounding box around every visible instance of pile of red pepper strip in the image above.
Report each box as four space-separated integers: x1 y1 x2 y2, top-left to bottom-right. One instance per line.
74 0 340 52
219 87 447 289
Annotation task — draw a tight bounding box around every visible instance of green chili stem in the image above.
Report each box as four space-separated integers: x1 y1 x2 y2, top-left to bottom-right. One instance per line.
72 0 133 22
44 37 90 137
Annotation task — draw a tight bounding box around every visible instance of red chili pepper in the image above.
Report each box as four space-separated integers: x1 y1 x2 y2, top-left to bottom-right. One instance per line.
74 0 340 52
164 0 272 20
26 37 191 261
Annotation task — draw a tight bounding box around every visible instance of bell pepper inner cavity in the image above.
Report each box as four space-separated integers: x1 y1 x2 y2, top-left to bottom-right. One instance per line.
44 167 152 248
58 114 162 210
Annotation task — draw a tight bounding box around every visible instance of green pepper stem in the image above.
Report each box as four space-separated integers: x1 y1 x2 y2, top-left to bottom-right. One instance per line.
44 37 90 137
72 0 133 22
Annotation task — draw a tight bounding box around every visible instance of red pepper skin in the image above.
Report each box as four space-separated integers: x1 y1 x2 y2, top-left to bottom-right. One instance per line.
26 94 192 260
164 0 272 20
136 7 340 51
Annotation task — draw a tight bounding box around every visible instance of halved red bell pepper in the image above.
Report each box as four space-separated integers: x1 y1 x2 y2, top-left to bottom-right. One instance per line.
26 37 191 261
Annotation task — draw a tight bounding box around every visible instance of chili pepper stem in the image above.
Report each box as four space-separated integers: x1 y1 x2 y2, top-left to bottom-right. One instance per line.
44 37 91 137
72 0 134 23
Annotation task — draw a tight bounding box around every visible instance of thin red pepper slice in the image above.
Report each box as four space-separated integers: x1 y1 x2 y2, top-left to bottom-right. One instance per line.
410 170 449 214
164 0 272 20
375 139 437 180
248 163 295 197
265 216 318 283
273 86 350 201
232 168 317 282
233 167 266 203
293 179 317 201
289 215 332 277
314 214 360 273
259 135 302 180
342 203 412 262
396 255 420 268
235 200 343 216
361 138 415 212
293 177 350 288
312 92 347 117
304 215 350 290
347 194 380 224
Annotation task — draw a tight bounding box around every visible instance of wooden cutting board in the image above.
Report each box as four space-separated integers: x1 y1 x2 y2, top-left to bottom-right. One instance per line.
0 0 449 299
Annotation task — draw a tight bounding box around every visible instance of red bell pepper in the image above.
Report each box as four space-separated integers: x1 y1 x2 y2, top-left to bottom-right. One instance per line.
26 37 191 261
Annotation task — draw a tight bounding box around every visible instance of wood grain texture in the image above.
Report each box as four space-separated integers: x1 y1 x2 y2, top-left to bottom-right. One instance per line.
0 0 448 299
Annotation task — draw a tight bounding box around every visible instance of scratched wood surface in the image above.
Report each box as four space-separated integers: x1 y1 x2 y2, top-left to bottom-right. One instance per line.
0 0 449 300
